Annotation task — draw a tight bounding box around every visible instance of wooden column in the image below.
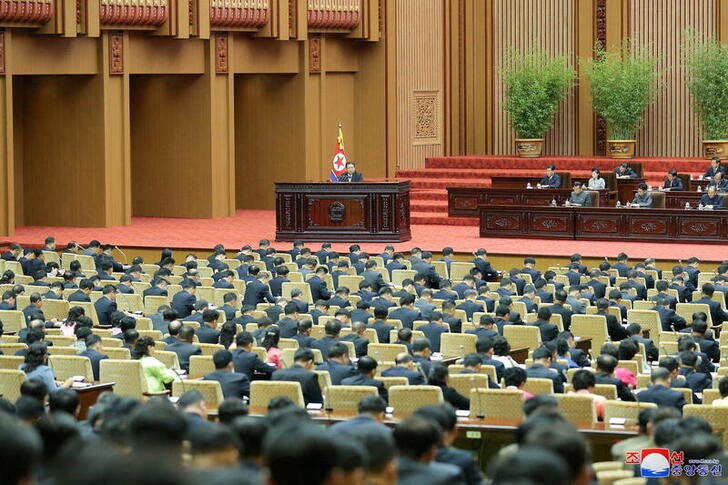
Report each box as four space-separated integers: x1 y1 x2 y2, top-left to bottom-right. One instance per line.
576 0 595 155
0 32 14 236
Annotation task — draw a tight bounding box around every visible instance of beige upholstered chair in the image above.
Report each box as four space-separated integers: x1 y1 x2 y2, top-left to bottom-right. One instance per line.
198 343 225 355
99 359 149 398
555 393 597 423
592 384 618 400
676 303 712 325
379 376 409 389
48 347 80 356
144 295 170 315
314 370 333 394
101 338 123 348
154 350 181 370
683 405 728 446
571 314 609 350
469 389 524 419
47 335 76 347
0 355 24 370
279 338 300 350
104 347 131 359
449 373 487 398
117 294 144 313
440 333 477 358
604 401 657 425
597 470 637 485
592 461 626 473
189 355 215 377
388 385 443 415
503 325 541 351
626 310 661 342
702 389 721 405
250 381 305 408
523 377 554 395
42 300 70 321
325 385 378 411
0 310 25 332
0 369 25 402
0 343 28 355
368 344 408 363
172 379 224 408
49 355 94 381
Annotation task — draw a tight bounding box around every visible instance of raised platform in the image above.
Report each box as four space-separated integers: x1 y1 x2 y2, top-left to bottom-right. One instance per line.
0 209 723 262
395 155 711 226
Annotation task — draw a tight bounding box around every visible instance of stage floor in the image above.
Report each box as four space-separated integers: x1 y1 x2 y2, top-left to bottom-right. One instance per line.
1 210 724 261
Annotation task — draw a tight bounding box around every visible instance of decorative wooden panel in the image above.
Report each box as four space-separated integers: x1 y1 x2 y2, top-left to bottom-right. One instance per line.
629 0 716 157
492 0 577 156
395 0 444 169
0 0 53 25
100 0 169 26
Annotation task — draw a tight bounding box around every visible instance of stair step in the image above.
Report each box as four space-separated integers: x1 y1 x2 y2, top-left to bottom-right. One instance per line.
411 212 479 226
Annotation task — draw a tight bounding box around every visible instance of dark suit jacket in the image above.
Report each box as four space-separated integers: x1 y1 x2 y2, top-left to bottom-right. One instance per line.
396 457 465 485
269 277 289 297
171 290 196 319
653 305 687 331
693 296 728 325
456 301 482 322
381 365 425 385
386 260 407 277
165 341 202 372
368 320 394 344
194 324 220 345
242 280 275 307
22 305 45 324
272 364 323 404
203 369 250 398
568 348 591 368
311 336 339 359
419 322 448 352
116 284 134 295
595 372 635 402
596 311 627 341
360 270 387 293
340 334 369 357
412 261 442 289
548 303 573 331
308 276 332 301
540 173 561 188
316 360 357 385
78 348 108 381
292 333 316 349
694 335 720 363
664 177 684 190
436 446 482 485
337 171 363 182
328 296 351 309
219 304 237 321
526 363 564 393
637 384 686 411
143 286 168 298
587 279 607 299
630 336 659 361
389 307 421 330
529 320 558 342
341 373 388 402
93 297 117 326
277 317 298 338
679 367 712 394
232 349 274 379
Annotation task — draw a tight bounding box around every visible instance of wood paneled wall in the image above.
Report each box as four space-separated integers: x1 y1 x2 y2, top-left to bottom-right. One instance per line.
629 0 717 157
395 0 445 170
492 0 578 156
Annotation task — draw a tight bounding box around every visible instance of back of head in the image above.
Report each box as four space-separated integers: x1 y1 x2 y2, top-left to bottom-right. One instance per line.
488 446 571 485
0 411 41 485
265 425 340 485
48 388 80 416
393 415 442 461
523 422 590 483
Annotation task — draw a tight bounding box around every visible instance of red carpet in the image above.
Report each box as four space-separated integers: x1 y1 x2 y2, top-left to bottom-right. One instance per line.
395 155 711 226
1 209 723 261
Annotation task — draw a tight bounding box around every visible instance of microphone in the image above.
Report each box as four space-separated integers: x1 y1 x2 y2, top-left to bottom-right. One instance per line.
473 375 485 419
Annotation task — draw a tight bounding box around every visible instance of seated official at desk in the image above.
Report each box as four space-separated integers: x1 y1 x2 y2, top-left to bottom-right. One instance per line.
704 157 725 180
708 172 728 191
539 164 561 188
587 167 605 190
630 183 653 207
615 162 638 179
700 186 725 209
567 182 591 206
663 169 684 191
337 161 364 183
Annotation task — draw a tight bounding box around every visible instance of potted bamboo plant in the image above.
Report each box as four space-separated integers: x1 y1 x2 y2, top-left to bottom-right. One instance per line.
501 49 575 157
684 32 728 159
583 42 660 158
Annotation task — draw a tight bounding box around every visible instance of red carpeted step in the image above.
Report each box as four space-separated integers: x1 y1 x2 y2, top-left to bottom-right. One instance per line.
411 189 448 201
410 212 479 226
406 178 492 189
411 200 449 213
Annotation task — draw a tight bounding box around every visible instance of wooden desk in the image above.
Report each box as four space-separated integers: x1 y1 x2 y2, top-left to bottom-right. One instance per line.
690 179 711 191
643 189 728 209
615 177 646 205
575 337 592 354
491 174 572 190
479 205 728 243
448 187 613 217
275 181 411 242
72 381 114 419
509 346 529 364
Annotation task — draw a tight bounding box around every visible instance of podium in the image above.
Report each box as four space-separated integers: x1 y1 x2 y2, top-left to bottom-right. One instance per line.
275 181 411 242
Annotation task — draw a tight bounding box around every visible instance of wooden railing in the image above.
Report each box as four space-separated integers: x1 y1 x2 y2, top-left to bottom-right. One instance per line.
100 0 169 26
307 0 360 30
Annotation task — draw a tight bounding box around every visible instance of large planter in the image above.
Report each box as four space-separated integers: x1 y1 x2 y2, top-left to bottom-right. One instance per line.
702 140 728 160
515 138 544 158
606 140 636 159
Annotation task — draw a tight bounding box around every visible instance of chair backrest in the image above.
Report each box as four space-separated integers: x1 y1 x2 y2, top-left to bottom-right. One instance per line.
249 381 305 408
189 355 215 377
104 347 132 359
198 343 225 355
439 333 477 358
379 376 409 389
144 295 170 316
682 405 728 447
391 270 417 287
388 385 444 415
154 350 181 370
626 310 661 342
0 310 25 332
172 379 225 408
603 400 657 425
281 282 313 304
49 355 94 381
571 314 609 350
523 377 554 395
47 335 76 347
0 343 27 354
593 384 618 400
676 303 712 325
555 393 597 424
503 325 541 351
117 294 144 313
703 389 721 405
48 347 80 356
448 373 487 398
70 301 100 326
470 389 524 419
0 355 24 370
368 344 408 363
99 359 147 398
450 263 475 281
42 300 70 321
278 338 299 350
314 370 333 394
325 385 378 411
0 369 25 401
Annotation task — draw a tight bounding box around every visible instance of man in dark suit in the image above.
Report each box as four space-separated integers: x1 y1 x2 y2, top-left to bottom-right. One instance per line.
526 346 564 393
693 283 728 326
311 320 342 360
309 299 329 325
231 332 274 380
381 352 425 385
212 270 235 290
360 260 388 293
432 280 458 302
196 309 221 344
456 290 484 322
171 281 197 319
663 169 684 190
412 252 442 289
291 319 316 349
94 285 118 326
637 367 686 412
1 243 21 261
272 348 323 404
650 280 678 309
412 338 435 378
276 302 300 338
0 291 16 310
586 271 607 300
165 325 202 372
678 350 712 395
529 307 558 342
341 356 388 402
328 287 352 309
625 323 659 362
533 279 553 304
315 343 357 385
418 312 449 353
385 252 407 277
451 275 476 300
389 295 422 330
341 321 369 357
471 248 499 280
370 287 397 311
337 161 363 182
203 350 251 399
329 395 391 436
594 354 635 402
613 252 631 277
690 320 720 363
22 293 48 325
625 271 647 300
539 164 561 188
78 334 108 381
268 266 290 298
143 278 169 298
367 307 394 344
595 298 627 341
466 315 498 340
218 292 239 322
241 272 276 308
548 290 574 332
652 296 687 331
440 301 462 333
308 267 332 301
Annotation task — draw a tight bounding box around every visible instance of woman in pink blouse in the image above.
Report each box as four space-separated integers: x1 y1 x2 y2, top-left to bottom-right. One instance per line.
262 326 284 370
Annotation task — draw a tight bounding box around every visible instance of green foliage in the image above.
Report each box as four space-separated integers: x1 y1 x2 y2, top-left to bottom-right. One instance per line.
582 41 660 140
500 49 576 139
684 31 728 140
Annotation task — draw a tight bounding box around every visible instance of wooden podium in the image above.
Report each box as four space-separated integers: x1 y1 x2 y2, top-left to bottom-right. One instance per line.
275 181 412 242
